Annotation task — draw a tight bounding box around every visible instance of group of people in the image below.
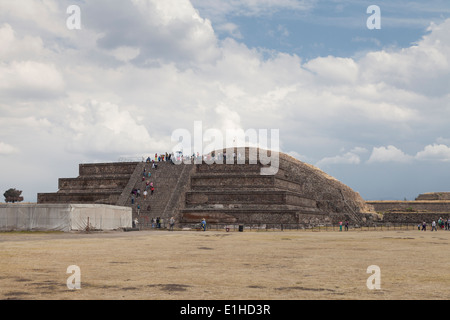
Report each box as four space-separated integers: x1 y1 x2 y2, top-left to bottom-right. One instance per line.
130 162 159 222
151 216 203 231
131 157 184 231
151 217 163 229
146 152 173 163
133 216 166 229
146 151 203 163
339 221 350 231
144 151 246 165
419 218 450 231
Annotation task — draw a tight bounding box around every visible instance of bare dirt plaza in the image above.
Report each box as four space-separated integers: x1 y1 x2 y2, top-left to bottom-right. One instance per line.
1 228 449 300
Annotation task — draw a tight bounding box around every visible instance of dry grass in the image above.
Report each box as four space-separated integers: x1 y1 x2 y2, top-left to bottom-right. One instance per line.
1 229 449 300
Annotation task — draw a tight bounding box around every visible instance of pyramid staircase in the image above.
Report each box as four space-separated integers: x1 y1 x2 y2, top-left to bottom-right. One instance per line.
118 161 195 226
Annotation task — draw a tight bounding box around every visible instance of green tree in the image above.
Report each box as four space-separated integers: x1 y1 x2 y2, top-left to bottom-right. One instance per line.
3 188 24 203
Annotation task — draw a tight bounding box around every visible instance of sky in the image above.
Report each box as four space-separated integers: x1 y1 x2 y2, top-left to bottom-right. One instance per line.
0 0 449 202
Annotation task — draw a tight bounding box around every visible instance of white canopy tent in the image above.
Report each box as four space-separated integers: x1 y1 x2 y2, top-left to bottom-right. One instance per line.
0 203 132 232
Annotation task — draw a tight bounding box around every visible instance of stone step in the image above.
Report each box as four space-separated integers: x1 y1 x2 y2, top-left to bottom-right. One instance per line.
79 162 138 176
184 203 320 212
190 174 274 189
71 173 133 179
116 162 145 206
122 162 192 219
58 177 130 190
195 163 262 173
37 190 121 204
185 190 317 208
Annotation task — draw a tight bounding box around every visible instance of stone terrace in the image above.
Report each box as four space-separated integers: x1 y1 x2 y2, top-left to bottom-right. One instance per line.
38 162 138 205
181 162 322 225
180 148 376 226
367 199 450 224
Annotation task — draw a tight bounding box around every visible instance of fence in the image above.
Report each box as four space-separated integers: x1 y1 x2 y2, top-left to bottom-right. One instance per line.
135 221 436 232
198 222 425 232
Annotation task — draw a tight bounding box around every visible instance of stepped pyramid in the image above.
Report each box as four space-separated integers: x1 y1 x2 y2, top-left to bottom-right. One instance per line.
38 148 375 227
180 148 374 225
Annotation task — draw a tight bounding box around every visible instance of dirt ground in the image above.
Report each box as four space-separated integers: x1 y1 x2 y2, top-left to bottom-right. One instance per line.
1 228 449 300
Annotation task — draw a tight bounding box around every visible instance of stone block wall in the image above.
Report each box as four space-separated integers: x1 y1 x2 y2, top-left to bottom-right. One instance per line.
38 190 122 205
415 192 450 201
79 162 138 176
367 201 450 213
367 200 450 224
38 162 138 205
58 176 130 191
382 212 450 224
190 175 274 189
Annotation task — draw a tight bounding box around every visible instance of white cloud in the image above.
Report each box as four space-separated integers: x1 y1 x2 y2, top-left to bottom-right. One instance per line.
215 22 243 39
367 145 414 163
313 147 368 168
109 46 141 63
316 151 361 167
326 143 450 165
359 19 450 96
86 0 221 67
350 147 369 155
214 103 242 133
436 137 450 145
63 101 157 155
304 56 359 85
415 144 450 162
0 142 18 155
286 151 309 162
0 1 67 36
351 36 381 47
0 24 48 61
276 24 290 37
0 61 65 99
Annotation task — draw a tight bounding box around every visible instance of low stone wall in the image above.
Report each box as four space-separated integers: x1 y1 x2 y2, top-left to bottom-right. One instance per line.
186 191 286 205
79 162 138 176
367 201 450 213
416 192 450 201
58 176 130 190
181 209 325 224
274 177 305 193
185 190 316 208
196 163 261 173
382 212 450 224
38 191 121 205
191 175 274 188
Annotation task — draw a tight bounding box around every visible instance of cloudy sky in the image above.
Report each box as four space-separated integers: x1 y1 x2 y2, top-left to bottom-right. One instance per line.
0 0 449 202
